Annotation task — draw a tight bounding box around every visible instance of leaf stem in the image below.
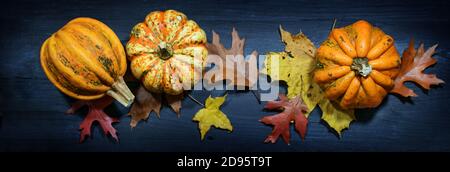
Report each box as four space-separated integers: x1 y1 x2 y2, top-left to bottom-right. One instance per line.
251 90 261 104
330 18 337 31
187 94 205 107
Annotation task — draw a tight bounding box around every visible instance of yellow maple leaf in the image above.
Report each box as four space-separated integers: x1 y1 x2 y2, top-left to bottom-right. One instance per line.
262 51 321 117
318 99 355 136
261 26 355 136
192 95 233 140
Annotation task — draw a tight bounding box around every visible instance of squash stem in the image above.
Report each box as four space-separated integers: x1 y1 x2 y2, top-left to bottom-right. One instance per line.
351 57 372 77
107 76 135 107
158 42 173 60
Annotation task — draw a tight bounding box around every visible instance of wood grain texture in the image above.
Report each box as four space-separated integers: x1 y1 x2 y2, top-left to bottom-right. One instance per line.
0 0 449 151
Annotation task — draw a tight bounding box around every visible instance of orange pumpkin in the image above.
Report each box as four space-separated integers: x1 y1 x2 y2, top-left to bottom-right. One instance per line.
313 20 400 109
126 10 208 95
40 17 135 107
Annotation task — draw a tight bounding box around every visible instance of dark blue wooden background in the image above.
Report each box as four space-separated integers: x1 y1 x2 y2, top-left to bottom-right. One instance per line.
0 0 449 151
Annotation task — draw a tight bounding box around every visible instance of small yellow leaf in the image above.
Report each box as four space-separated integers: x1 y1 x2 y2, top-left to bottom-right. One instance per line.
193 95 233 140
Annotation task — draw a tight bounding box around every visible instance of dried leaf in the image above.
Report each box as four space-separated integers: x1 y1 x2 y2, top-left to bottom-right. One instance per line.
260 95 308 144
206 28 258 88
66 96 119 142
165 94 183 117
128 86 161 128
261 26 355 138
318 98 355 136
279 26 316 57
391 40 444 97
262 52 322 116
262 26 322 116
128 85 183 128
192 95 233 140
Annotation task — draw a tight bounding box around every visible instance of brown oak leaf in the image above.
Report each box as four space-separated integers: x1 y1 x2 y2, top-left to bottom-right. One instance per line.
260 94 308 144
206 28 258 88
128 86 161 128
66 96 119 142
128 85 183 128
165 93 183 116
391 40 445 97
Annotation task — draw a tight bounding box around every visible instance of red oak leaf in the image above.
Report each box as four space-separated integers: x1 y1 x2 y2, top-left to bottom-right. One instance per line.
391 40 445 97
66 96 119 142
260 95 308 144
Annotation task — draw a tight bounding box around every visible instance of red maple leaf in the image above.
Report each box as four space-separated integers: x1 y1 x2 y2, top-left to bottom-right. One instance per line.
391 40 445 97
260 95 308 144
66 96 119 142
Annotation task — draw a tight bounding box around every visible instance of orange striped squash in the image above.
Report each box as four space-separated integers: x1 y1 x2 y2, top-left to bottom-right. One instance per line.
40 17 134 107
313 20 400 109
126 10 208 95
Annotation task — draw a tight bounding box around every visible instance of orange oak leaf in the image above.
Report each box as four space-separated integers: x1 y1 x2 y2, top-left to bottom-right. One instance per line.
66 96 119 142
391 40 445 97
128 85 183 128
260 94 308 144
206 28 258 88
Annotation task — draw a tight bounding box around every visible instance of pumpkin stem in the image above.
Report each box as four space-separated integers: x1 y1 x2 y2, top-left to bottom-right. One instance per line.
351 57 372 77
158 42 173 60
106 76 135 107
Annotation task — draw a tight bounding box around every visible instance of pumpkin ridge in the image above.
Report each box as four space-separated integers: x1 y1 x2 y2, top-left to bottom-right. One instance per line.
55 29 115 85
369 27 385 53
47 36 106 93
141 22 163 47
339 77 360 107
332 28 357 58
127 24 159 55
142 60 164 93
174 42 206 51
369 70 394 88
166 60 183 94
171 21 202 47
324 72 355 100
159 11 170 42
47 59 105 98
179 27 206 46
53 36 110 92
167 17 187 43
168 58 188 85
67 23 120 80
174 54 203 72
368 46 400 70
72 18 127 76
173 45 208 64
145 11 165 41
163 10 187 43
353 20 373 57
171 54 197 84
43 46 105 99
367 35 394 60
137 56 160 80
